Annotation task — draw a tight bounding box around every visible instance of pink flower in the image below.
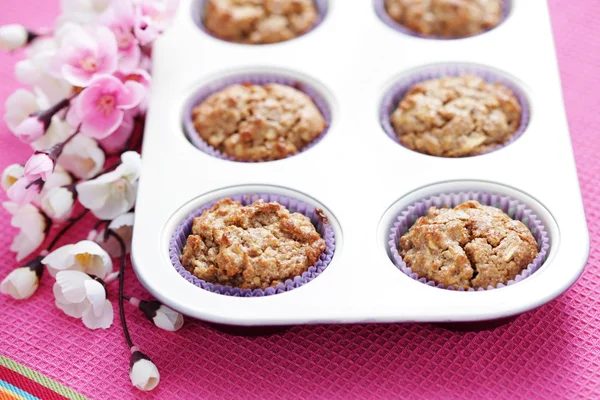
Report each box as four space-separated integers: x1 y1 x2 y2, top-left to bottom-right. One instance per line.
99 111 135 154
7 177 43 205
68 75 144 139
50 24 117 87
13 117 45 144
24 153 54 182
117 69 151 113
102 1 140 73
133 0 178 46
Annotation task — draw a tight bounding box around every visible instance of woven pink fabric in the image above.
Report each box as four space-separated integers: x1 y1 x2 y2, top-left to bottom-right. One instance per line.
1 1 599 399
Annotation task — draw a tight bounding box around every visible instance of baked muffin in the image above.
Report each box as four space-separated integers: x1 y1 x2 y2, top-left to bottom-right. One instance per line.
390 75 522 157
398 200 538 290
180 198 327 290
192 82 326 161
203 0 319 44
384 0 503 38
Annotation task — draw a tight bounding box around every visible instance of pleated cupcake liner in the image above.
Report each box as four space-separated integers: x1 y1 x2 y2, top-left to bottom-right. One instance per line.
182 73 332 162
373 0 511 39
388 191 550 291
192 0 329 42
169 193 336 297
379 64 530 156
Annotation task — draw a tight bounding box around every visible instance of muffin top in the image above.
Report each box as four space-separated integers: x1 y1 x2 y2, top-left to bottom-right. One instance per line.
384 0 503 38
203 0 319 44
390 75 522 157
398 200 538 290
192 82 326 161
180 198 327 290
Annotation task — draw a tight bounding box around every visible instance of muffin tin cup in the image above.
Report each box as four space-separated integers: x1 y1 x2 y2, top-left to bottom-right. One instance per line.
373 0 511 40
192 0 329 43
388 191 550 291
379 64 530 157
182 73 332 162
169 193 336 297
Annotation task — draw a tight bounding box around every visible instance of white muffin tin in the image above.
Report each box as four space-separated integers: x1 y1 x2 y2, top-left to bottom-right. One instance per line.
132 0 589 325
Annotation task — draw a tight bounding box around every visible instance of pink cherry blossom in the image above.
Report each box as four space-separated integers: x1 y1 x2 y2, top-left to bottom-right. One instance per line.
68 74 144 139
99 111 135 154
7 177 43 205
133 0 178 46
116 69 151 113
13 116 45 144
24 153 55 182
102 1 140 73
50 24 117 87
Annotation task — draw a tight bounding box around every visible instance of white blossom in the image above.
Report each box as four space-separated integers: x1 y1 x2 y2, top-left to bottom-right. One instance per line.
76 151 141 219
53 270 113 329
94 212 134 256
3 202 48 261
0 24 29 51
58 134 105 179
1 164 24 191
42 240 112 278
0 257 44 300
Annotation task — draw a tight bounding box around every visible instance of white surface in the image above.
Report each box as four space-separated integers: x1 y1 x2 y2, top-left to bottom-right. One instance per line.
131 0 590 325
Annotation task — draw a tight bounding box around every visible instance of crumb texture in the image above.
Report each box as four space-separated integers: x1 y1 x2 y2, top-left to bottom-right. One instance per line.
390 75 522 157
203 0 319 44
398 200 538 289
384 0 503 38
180 198 327 289
192 83 326 161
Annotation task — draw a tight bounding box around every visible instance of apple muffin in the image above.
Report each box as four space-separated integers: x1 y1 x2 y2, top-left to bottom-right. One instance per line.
398 200 538 290
203 0 319 44
180 198 327 290
192 82 326 161
390 75 522 157
384 0 503 38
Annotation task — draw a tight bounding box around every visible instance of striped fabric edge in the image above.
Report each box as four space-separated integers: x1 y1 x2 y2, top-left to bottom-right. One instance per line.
0 355 88 400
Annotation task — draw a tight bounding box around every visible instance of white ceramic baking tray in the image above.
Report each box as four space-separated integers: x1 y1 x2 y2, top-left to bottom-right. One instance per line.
132 0 590 325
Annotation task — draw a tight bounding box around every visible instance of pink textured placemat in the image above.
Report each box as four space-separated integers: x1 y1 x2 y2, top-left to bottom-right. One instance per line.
1 1 599 399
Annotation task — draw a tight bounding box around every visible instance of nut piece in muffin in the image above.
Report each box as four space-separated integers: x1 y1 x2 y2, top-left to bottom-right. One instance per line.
390 75 522 157
192 82 326 161
180 198 327 290
398 200 538 290
203 0 319 44
384 0 503 38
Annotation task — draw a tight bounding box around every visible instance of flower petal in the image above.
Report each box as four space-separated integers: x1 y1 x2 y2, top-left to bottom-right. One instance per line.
53 282 89 318
82 299 113 329
1 267 38 300
56 270 90 303
84 279 106 316
42 244 75 277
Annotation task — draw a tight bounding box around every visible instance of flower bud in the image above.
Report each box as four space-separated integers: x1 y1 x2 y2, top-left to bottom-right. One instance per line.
0 24 29 51
130 297 184 332
129 348 160 391
0 256 44 300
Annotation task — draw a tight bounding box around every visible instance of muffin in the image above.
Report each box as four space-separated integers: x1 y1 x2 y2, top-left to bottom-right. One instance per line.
203 0 319 44
180 198 327 290
398 200 538 290
390 75 522 157
191 82 326 161
384 0 503 38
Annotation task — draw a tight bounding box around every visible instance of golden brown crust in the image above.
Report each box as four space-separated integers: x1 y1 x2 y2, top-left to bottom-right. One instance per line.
180 198 326 289
398 201 538 290
203 0 319 44
192 83 326 161
384 0 502 38
390 75 522 157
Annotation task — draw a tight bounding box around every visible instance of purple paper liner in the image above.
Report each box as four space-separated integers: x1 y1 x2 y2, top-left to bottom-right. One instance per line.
374 0 511 40
183 73 332 162
169 193 336 297
191 0 328 44
388 191 550 291
380 64 530 157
